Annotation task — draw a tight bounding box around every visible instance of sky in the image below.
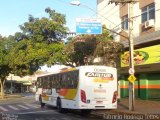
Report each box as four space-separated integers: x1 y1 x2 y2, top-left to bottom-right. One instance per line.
0 0 97 37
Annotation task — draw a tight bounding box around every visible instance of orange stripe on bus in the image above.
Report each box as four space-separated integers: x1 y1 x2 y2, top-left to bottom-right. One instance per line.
59 89 68 96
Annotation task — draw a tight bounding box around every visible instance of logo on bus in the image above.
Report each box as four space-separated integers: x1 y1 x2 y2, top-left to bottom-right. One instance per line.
85 72 114 82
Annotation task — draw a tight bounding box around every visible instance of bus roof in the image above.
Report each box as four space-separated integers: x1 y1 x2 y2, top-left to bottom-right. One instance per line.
37 65 116 78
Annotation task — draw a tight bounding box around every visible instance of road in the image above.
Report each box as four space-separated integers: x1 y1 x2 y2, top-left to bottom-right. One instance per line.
0 93 105 120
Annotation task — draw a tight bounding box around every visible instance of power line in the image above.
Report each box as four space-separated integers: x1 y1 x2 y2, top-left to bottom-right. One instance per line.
106 4 124 18
92 4 112 16
78 3 117 26
62 0 120 27
97 2 109 12
52 0 126 33
52 0 160 40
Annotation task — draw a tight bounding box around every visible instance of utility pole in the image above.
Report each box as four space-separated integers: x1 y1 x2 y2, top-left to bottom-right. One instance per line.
109 0 137 111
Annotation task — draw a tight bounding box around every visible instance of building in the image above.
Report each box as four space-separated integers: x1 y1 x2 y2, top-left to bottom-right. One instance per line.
97 0 121 42
4 65 69 94
97 0 160 100
6 74 37 93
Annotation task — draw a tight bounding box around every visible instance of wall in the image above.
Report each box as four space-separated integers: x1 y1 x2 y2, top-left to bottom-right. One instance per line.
97 0 121 42
120 73 160 100
155 0 160 30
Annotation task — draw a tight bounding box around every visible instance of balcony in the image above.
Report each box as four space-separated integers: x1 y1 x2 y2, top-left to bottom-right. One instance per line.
121 28 160 49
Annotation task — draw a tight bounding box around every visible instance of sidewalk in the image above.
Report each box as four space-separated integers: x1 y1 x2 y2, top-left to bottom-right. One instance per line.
94 98 160 120
0 93 24 101
111 98 160 114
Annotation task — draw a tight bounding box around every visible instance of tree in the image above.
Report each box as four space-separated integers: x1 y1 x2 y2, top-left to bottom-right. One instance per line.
65 35 96 66
0 8 68 99
93 39 123 67
93 26 124 67
65 26 124 68
0 36 12 98
8 8 68 75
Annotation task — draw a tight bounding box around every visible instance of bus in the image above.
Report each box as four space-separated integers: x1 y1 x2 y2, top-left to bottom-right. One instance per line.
35 65 118 113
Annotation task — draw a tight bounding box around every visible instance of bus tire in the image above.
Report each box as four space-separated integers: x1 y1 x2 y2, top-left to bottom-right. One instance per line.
39 95 45 108
57 98 65 113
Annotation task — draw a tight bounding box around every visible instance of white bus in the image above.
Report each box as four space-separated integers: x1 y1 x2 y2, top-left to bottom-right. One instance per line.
35 65 118 113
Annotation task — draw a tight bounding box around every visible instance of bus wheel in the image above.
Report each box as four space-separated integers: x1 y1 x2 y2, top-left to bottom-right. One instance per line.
39 96 45 108
57 98 64 113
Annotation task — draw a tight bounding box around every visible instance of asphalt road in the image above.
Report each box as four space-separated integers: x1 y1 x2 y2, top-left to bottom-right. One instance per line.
0 93 104 120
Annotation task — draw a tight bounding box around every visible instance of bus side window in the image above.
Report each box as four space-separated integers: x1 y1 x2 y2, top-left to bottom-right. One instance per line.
68 72 72 88
46 77 50 89
73 70 78 88
60 73 63 88
41 78 44 88
62 73 67 88
57 74 60 89
71 72 75 88
38 78 42 88
48 76 52 95
55 75 58 89
61 74 64 88
54 75 57 88
52 75 55 88
47 76 51 89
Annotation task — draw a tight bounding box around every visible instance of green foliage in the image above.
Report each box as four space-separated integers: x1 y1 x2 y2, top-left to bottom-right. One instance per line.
0 36 12 98
65 26 124 68
65 35 96 66
0 8 69 98
0 8 68 78
0 36 11 79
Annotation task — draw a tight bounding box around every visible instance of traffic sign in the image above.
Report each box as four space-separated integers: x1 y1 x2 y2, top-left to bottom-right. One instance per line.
128 75 136 84
129 68 135 74
76 18 102 34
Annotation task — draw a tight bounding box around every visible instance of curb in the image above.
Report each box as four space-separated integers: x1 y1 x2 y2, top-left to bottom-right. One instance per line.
109 109 145 115
0 95 24 101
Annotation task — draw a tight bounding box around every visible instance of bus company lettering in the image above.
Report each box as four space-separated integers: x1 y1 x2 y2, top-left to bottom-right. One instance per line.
94 89 106 93
85 72 113 78
94 68 106 72
85 72 114 82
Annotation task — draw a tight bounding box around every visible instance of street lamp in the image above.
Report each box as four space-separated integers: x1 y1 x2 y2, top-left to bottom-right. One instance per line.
70 0 80 6
70 0 97 15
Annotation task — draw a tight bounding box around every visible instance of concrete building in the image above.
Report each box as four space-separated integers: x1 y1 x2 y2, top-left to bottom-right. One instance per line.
97 0 121 42
4 65 68 94
97 0 160 100
5 74 37 93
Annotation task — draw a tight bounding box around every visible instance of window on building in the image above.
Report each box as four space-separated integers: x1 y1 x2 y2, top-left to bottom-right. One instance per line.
121 15 128 30
141 3 155 23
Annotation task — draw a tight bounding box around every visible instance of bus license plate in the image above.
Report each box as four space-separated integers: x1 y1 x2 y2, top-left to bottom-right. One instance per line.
96 101 103 104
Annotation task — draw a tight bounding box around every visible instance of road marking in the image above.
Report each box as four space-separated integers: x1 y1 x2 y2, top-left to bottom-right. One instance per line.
17 110 57 114
8 105 19 110
24 103 39 108
17 105 29 109
0 106 8 111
